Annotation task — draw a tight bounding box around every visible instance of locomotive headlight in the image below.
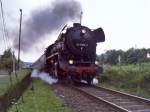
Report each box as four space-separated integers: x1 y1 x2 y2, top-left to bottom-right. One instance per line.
69 60 74 64
80 29 86 36
81 29 86 34
95 61 99 65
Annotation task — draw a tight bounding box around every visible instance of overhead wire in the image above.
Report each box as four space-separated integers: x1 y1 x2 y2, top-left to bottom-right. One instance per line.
1 0 19 111
0 7 7 50
0 0 11 50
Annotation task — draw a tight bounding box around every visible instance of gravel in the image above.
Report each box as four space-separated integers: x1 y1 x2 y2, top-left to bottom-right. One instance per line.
52 84 119 112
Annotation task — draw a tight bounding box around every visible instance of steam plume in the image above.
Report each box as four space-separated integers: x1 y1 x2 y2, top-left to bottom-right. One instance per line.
13 0 81 51
31 69 58 85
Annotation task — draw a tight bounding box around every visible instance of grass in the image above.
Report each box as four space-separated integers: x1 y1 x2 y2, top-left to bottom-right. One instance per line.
8 79 71 112
0 69 30 96
101 63 150 98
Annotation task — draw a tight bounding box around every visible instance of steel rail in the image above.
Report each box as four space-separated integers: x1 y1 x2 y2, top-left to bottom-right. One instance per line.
70 86 130 112
93 85 150 104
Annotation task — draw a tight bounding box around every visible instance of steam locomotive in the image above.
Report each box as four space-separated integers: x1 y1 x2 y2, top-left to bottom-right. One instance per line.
33 23 105 84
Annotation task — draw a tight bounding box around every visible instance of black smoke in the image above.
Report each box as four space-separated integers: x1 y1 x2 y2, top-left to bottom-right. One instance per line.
13 0 81 51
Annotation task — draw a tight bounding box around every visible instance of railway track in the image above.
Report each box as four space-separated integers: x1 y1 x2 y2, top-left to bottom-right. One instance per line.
71 85 150 112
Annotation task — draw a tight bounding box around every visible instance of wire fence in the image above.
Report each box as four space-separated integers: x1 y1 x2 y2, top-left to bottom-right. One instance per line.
0 69 30 96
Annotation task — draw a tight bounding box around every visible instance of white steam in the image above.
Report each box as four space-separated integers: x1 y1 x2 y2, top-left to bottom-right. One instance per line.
81 78 99 85
31 69 57 85
93 78 99 85
31 69 99 85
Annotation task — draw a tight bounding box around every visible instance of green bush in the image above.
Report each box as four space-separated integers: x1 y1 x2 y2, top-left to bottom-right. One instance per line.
101 63 150 98
100 74 109 82
139 73 150 89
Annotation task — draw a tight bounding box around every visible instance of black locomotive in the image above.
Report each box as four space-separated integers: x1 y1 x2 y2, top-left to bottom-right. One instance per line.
33 23 105 84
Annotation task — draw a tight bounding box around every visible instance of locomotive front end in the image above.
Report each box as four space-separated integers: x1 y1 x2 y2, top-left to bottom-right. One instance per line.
59 23 105 84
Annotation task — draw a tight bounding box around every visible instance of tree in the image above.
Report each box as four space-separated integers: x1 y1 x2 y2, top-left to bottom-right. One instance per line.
104 49 124 65
97 48 150 65
0 49 13 70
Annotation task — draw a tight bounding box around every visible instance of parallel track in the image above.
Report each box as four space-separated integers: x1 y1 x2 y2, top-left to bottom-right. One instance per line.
71 85 150 112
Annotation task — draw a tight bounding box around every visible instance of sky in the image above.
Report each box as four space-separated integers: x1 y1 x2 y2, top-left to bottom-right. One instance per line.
1 0 150 62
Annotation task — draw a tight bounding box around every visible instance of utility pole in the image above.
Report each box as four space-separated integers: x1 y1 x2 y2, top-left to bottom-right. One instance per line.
9 50 14 87
18 9 24 103
13 51 15 73
12 50 18 82
118 55 121 65
18 9 22 70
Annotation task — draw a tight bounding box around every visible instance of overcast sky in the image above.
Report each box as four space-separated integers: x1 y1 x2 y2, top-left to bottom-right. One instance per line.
1 0 150 62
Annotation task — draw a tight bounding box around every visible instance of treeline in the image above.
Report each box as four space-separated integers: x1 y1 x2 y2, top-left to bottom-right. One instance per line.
97 48 150 65
0 49 17 70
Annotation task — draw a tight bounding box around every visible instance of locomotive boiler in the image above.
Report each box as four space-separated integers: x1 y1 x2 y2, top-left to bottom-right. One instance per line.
33 23 105 84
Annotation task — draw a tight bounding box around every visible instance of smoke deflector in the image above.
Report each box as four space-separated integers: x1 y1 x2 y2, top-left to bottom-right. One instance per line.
93 28 105 42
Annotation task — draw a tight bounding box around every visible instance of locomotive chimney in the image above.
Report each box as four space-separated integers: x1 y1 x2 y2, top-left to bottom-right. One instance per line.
73 23 81 27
